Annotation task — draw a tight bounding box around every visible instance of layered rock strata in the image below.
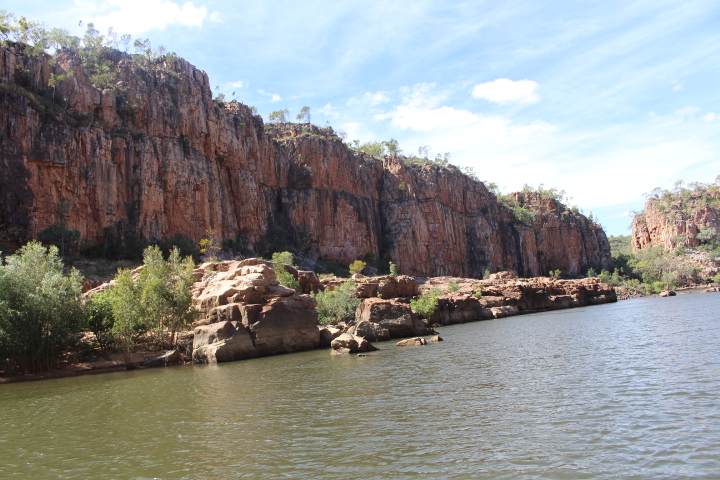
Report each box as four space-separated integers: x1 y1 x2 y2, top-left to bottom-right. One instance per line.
190 258 320 363
632 191 720 251
0 44 611 277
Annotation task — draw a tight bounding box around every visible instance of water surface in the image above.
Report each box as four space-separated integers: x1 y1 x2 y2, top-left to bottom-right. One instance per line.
1 292 719 479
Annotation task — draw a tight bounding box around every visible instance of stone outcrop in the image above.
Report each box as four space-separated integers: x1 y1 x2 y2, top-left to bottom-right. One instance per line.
0 44 612 278
330 332 377 354
396 337 427 346
632 190 720 251
191 259 320 363
417 276 616 326
349 298 432 341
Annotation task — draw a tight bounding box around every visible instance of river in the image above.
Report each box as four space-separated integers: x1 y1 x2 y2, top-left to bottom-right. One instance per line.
1 291 719 479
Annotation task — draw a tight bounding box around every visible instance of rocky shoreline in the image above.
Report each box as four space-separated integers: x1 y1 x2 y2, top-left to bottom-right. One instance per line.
1 259 618 383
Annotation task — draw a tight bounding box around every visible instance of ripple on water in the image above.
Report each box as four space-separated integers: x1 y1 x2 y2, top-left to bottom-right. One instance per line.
1 292 720 479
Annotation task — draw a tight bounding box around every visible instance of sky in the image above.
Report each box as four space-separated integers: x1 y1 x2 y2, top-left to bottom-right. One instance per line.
5 0 720 236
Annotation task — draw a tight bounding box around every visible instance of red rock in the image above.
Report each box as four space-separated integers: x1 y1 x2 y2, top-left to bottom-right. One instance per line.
0 45 611 279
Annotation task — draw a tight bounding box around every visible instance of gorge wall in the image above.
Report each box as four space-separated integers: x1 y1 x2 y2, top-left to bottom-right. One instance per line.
0 44 612 278
631 189 720 251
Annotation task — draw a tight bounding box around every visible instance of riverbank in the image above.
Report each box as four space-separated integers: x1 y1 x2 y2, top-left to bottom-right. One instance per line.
2 262 619 383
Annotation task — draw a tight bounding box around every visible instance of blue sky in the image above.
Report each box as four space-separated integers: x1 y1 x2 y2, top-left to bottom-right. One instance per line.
6 0 720 235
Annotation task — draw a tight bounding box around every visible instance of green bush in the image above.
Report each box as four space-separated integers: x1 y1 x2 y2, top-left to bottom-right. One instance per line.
714 274 720 284
86 291 115 349
389 261 398 277
349 260 366 275
106 246 197 356
312 281 360 325
272 252 301 292
0 241 86 374
410 288 442 318
448 281 460 292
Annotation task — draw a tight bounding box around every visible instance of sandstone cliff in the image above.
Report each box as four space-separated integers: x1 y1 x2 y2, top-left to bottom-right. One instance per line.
0 44 612 277
631 187 720 251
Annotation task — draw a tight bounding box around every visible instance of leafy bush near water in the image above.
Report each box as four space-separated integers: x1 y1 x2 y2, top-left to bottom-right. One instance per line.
410 288 442 318
0 241 86 374
312 281 360 325
105 246 197 354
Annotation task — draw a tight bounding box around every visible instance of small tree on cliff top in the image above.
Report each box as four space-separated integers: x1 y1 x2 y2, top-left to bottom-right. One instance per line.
296 106 311 123
269 109 289 123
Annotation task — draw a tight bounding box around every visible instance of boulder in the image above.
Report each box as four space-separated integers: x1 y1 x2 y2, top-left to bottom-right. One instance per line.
396 275 419 297
490 306 519 318
318 325 343 347
192 321 258 364
330 333 377 354
248 296 320 356
658 290 677 297
396 337 427 346
355 298 431 339
143 349 182 367
429 335 443 342
348 319 390 342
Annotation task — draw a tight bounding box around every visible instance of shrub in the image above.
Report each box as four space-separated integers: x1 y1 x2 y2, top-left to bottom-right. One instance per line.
410 287 442 318
448 281 460 292
389 261 398 277
349 260 366 275
106 246 197 359
272 251 301 292
0 241 86 374
550 269 561 279
313 281 360 325
473 290 483 298
483 269 491 280
86 291 115 349
587 268 597 278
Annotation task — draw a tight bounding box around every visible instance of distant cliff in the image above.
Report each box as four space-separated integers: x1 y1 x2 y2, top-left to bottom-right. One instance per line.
631 182 720 251
0 44 612 277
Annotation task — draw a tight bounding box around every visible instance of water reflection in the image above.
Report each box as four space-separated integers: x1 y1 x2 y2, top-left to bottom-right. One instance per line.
1 292 719 479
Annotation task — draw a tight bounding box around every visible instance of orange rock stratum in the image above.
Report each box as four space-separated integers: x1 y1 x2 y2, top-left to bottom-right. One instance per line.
0 44 611 277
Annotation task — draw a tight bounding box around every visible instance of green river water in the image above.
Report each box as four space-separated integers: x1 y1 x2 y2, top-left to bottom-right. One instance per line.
1 292 719 479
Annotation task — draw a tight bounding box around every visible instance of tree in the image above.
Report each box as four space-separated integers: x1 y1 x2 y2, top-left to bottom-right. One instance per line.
0 241 86 374
349 260 366 275
268 109 289 123
382 138 401 156
107 246 197 363
296 106 311 123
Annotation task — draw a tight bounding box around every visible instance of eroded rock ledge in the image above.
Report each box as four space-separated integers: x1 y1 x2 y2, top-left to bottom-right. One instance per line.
122 260 615 363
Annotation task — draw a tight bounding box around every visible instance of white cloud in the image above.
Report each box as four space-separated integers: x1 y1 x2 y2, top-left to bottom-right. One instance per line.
318 103 340 118
704 112 718 121
347 91 391 106
257 90 281 102
675 106 700 118
81 0 219 34
227 81 245 89
471 78 540 104
341 122 375 142
672 83 683 91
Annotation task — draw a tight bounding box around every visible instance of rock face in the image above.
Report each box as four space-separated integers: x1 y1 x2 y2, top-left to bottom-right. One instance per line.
350 298 432 341
424 277 615 326
632 189 720 251
191 259 320 363
0 45 611 277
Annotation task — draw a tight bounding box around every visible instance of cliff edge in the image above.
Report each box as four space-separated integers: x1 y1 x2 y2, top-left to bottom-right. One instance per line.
0 44 611 277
